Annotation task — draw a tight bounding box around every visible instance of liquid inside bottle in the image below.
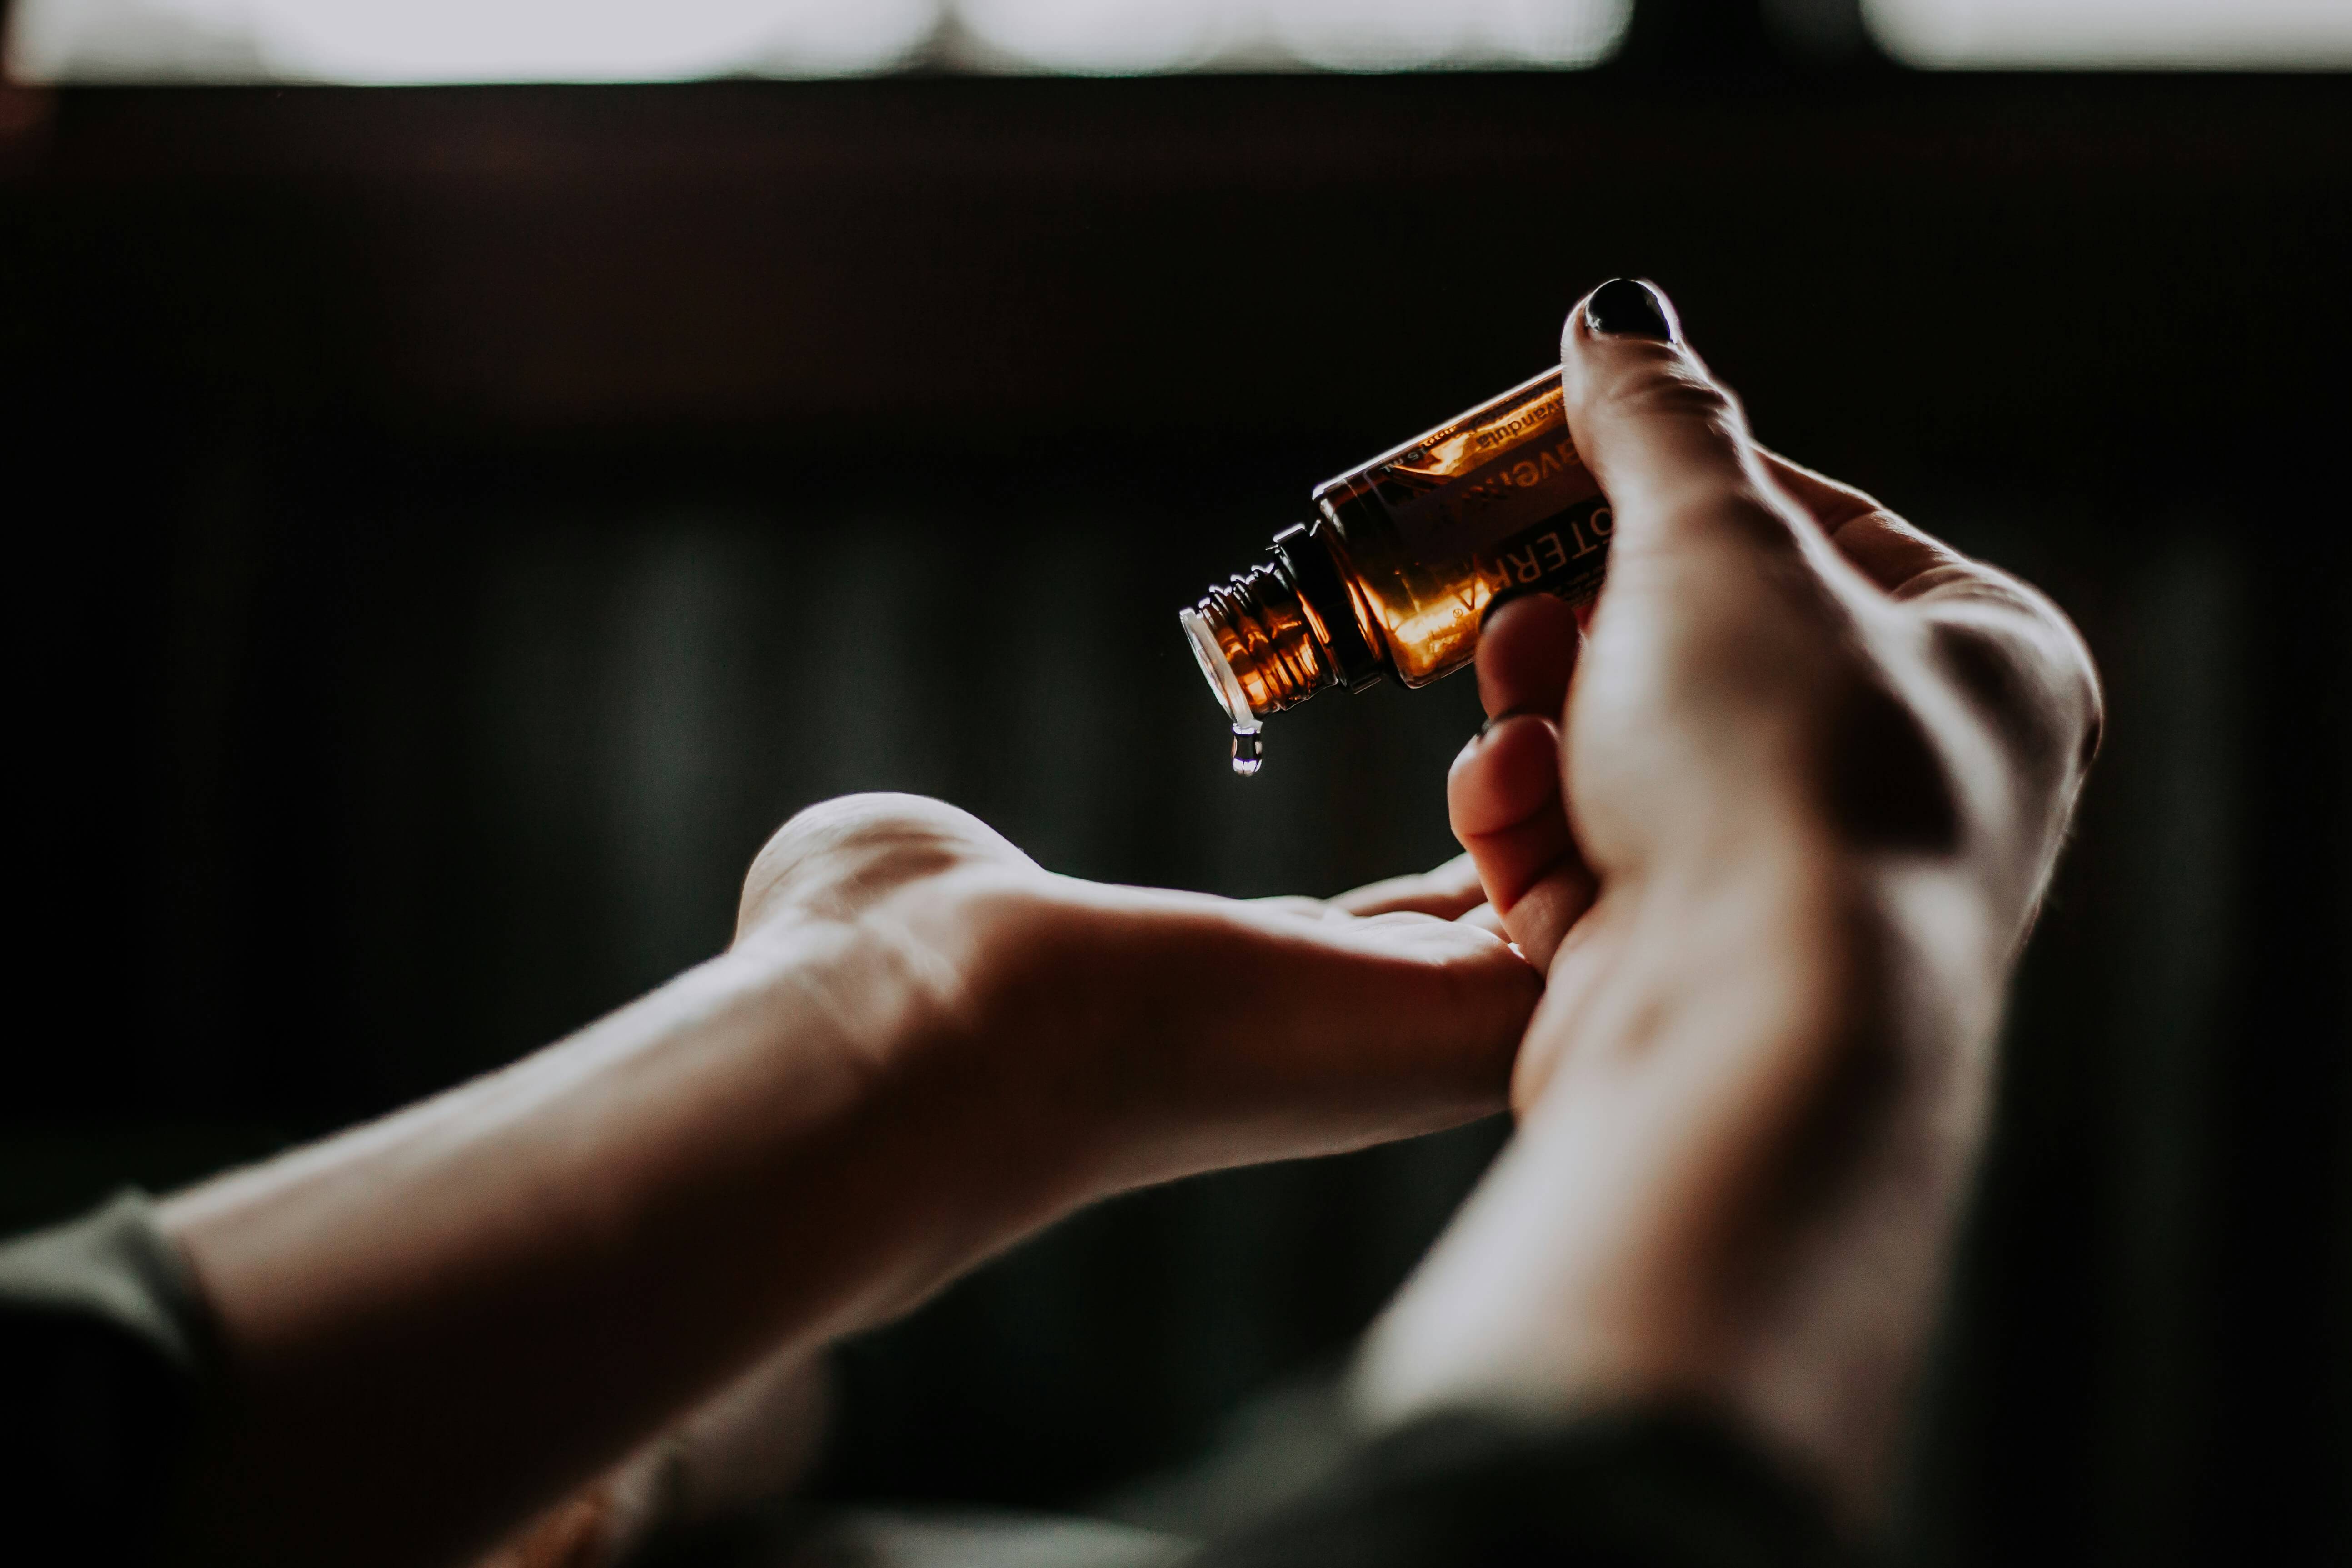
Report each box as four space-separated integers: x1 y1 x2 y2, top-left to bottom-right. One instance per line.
1180 365 1611 769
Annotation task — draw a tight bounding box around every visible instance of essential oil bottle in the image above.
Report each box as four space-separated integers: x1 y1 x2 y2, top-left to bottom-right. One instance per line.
1182 364 1611 774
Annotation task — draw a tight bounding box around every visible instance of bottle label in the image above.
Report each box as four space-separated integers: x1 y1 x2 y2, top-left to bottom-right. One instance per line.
1327 370 1611 606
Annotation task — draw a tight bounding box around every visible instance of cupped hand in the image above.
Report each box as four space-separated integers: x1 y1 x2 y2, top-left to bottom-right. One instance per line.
1369 280 2102 1522
736 794 1539 1213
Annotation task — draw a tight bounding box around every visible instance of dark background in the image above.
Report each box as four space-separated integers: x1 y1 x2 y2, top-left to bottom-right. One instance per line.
4 6 2348 1561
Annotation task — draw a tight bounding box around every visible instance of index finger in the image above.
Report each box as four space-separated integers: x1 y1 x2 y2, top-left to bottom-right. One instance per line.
1329 853 1491 919
1756 448 2105 808
1753 448 1973 601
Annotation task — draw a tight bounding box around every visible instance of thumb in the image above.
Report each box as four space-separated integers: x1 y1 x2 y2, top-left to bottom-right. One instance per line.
1553 282 1878 873
1561 279 1815 585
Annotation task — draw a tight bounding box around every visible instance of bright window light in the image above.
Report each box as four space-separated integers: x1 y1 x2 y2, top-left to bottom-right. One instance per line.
1865 0 2352 69
1269 0 1623 72
4 0 1633 84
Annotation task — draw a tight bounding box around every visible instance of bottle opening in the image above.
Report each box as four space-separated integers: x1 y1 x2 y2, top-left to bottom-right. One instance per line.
1181 606 1260 729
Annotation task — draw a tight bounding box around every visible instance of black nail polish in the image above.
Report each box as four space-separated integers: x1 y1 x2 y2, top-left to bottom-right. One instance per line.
1585 278 1677 342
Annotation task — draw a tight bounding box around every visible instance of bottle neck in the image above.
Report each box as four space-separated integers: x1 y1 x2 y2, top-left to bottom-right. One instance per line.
1183 556 1339 722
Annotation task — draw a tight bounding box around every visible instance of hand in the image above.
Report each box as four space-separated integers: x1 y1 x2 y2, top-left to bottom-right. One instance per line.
459 829 1527 1568
1360 280 2101 1523
732 794 1534 1210
165 802 1537 1568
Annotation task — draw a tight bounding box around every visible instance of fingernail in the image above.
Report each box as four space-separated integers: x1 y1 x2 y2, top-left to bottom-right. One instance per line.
1476 709 1544 741
1585 278 1678 342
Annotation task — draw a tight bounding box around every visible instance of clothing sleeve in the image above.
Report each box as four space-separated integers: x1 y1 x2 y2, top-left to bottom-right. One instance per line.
1187 1408 1852 1568
0 1190 218 1566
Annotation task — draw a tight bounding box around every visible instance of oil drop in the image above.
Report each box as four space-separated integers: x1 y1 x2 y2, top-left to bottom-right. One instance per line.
1230 724 1264 777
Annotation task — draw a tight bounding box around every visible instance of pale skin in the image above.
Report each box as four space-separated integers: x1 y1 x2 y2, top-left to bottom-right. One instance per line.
159 280 2098 1565
162 803 1536 1566
1360 281 2101 1524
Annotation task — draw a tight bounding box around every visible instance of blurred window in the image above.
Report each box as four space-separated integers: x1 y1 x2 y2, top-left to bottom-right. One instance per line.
1864 0 2352 69
2 0 1633 83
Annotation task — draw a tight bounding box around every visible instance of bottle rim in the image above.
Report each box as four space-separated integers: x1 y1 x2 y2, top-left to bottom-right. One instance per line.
1180 607 1261 732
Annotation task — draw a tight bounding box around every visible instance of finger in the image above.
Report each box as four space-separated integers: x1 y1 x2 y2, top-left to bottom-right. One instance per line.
1456 902 1508 939
1756 447 2103 787
1086 890 1544 1185
1225 906 1538 1148
1753 448 1973 600
1455 592 1593 966
1562 282 1853 630
1558 279 1884 861
1562 279 1811 581
1448 712 1595 971
1331 853 1490 919
1458 592 1590 969
1476 593 1582 722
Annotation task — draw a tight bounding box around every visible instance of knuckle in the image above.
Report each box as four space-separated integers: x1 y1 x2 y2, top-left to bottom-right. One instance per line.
744 793 1011 923
1924 597 2105 792
1608 357 1747 434
789 792 975 854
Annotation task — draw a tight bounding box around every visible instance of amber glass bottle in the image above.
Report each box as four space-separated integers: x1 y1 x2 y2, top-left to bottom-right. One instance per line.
1181 365 1611 767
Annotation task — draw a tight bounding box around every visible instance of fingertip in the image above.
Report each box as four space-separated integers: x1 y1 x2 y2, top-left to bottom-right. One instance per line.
1570 277 1681 347
1448 712 1563 842
1447 708 1592 971
1557 281 1796 574
1475 593 1583 720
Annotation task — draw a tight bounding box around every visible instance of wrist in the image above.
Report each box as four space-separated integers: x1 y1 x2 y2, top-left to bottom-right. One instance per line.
157 899 1059 1568
1366 847 2001 1523
729 871 1106 1298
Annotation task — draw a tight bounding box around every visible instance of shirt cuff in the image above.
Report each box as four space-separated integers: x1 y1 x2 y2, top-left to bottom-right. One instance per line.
0 1190 220 1561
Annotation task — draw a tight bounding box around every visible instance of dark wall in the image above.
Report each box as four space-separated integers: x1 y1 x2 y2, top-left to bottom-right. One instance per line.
3 65 2348 1562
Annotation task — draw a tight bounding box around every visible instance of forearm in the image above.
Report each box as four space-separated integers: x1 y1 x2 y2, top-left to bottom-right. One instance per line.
1358 847 2004 1524
160 915 1034 1568
141 790 1539 1564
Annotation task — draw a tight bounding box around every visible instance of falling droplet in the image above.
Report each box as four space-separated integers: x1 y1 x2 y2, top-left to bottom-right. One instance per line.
1231 724 1264 777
